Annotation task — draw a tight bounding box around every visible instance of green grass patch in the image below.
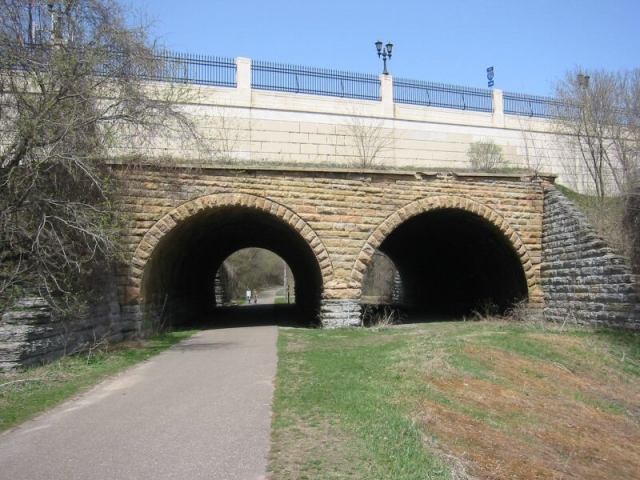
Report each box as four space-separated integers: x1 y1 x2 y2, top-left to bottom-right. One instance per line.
270 327 451 479
269 322 640 479
0 331 195 433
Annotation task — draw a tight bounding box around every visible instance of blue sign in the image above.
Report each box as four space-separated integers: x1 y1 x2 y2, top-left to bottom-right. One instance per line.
487 66 494 88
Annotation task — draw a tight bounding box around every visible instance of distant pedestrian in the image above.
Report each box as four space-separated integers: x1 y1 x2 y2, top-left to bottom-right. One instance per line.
253 289 258 304
246 288 251 304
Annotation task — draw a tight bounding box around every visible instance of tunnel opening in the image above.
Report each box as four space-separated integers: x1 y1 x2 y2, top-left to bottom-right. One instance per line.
377 208 528 320
140 206 322 329
214 248 296 307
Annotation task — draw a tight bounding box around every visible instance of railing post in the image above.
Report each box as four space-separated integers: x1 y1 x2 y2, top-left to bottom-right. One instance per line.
380 74 394 116
492 89 504 127
236 57 252 106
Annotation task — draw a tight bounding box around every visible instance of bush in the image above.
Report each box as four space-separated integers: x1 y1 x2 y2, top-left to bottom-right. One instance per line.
467 140 507 172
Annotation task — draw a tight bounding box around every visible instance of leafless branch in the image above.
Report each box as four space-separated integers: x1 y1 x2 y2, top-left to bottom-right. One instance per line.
0 0 208 313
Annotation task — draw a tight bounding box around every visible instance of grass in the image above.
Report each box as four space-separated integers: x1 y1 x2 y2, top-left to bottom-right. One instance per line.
268 321 640 479
2 319 638 478
274 287 295 305
0 331 195 433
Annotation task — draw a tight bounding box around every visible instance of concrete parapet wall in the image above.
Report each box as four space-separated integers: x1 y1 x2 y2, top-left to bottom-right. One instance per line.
112 76 581 188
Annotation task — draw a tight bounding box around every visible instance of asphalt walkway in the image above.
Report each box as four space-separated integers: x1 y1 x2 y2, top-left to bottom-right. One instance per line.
0 326 278 480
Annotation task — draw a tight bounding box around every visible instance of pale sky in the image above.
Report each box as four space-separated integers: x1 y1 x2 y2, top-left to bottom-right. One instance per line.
129 0 640 97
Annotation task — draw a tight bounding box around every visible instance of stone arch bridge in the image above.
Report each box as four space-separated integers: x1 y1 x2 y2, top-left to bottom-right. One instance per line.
4 163 638 370
117 164 552 328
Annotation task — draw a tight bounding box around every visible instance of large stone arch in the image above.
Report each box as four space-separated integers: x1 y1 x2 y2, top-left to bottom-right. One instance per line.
123 193 332 305
352 195 540 304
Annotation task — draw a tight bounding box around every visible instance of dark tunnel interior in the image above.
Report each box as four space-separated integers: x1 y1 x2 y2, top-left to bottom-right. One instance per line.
141 206 323 328
379 208 528 319
140 205 529 328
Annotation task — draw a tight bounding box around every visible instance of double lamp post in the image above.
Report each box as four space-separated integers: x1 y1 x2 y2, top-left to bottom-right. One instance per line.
375 40 393 75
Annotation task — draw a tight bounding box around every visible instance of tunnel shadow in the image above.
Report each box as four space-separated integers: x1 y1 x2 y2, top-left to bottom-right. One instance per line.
372 208 529 320
141 204 324 332
179 304 318 330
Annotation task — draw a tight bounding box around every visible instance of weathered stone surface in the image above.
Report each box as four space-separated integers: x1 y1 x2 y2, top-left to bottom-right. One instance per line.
115 168 549 313
5 168 637 371
0 273 136 371
320 299 362 328
541 184 639 328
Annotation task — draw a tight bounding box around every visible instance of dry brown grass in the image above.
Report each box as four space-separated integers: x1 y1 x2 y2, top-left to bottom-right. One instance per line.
269 323 639 479
416 337 640 479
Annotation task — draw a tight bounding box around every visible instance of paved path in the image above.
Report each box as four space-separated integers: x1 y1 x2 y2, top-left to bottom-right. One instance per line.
0 326 278 480
255 288 278 305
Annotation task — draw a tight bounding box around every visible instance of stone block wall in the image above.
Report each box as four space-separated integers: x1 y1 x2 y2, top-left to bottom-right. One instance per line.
541 184 639 328
116 166 547 327
114 78 580 188
320 300 362 328
0 274 135 371
3 171 640 371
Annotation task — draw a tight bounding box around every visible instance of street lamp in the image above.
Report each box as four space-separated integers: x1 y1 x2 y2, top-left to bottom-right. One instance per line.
48 3 61 40
375 40 393 75
577 73 590 89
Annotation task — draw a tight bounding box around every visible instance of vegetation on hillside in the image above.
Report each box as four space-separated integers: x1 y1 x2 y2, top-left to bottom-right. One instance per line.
222 248 398 304
553 68 639 272
556 184 631 261
222 248 292 301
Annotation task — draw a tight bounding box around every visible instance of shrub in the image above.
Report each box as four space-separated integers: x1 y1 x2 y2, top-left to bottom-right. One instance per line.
467 140 507 172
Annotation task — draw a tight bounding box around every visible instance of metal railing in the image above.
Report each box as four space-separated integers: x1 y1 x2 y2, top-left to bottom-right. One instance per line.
393 77 493 113
142 50 236 87
251 60 380 100
503 91 564 118
7 44 580 120
85 46 574 119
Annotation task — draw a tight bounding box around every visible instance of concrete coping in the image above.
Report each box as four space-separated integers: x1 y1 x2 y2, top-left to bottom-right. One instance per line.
107 159 557 184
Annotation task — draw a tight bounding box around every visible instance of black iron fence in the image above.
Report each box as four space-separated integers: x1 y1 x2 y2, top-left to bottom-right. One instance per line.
503 91 564 118
8 44 574 120
251 60 380 100
393 77 493 113
142 50 236 87
110 48 567 119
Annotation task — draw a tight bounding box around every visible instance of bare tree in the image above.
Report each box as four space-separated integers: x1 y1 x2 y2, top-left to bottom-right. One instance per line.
343 115 393 168
467 140 507 172
554 68 640 268
209 106 247 164
554 68 639 198
518 118 550 176
0 0 202 313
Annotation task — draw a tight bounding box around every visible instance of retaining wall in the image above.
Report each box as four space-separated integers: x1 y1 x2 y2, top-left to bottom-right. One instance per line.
0 274 135 371
541 184 640 328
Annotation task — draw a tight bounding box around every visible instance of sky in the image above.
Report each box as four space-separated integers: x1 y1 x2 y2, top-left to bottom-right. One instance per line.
128 0 640 97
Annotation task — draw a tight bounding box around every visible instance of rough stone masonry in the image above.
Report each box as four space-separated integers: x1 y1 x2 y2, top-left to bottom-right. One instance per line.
2 166 639 370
